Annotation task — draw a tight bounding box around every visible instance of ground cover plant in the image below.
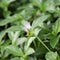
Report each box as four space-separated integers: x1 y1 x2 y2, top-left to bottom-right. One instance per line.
0 0 60 60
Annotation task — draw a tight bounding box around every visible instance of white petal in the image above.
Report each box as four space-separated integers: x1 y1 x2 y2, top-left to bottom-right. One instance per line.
23 27 28 32
23 21 31 30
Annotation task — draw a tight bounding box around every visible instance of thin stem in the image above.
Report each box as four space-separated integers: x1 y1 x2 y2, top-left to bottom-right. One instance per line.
36 37 51 52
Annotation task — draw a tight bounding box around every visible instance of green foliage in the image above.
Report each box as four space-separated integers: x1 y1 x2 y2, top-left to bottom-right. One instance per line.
45 52 58 60
0 0 60 60
6 45 24 56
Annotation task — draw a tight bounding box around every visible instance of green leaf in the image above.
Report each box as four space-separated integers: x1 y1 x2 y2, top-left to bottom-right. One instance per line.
20 57 24 60
35 43 47 56
57 56 60 60
45 52 58 60
7 26 22 32
8 31 20 45
52 18 60 35
24 37 35 50
20 4 35 20
54 0 60 6
15 37 27 46
32 14 50 28
50 35 60 48
0 25 22 43
34 28 41 36
10 57 20 60
32 0 55 12
0 31 6 42
25 47 35 56
31 0 42 7
0 14 21 26
6 45 24 57
45 0 55 13
28 57 37 60
0 0 15 8
0 0 15 17
5 0 15 4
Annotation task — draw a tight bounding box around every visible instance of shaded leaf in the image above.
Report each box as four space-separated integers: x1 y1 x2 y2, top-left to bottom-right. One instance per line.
6 45 24 57
24 37 35 50
50 35 60 48
0 14 21 26
16 37 27 46
10 57 20 60
25 47 35 56
32 14 50 28
0 31 6 42
45 52 58 60
52 18 60 35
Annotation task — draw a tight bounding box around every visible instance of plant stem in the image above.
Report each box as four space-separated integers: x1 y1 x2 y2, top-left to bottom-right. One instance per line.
36 37 51 52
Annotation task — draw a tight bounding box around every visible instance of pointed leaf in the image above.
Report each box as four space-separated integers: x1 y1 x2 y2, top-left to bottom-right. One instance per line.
24 37 35 50
25 47 35 56
50 35 59 48
32 15 50 28
6 46 24 57
45 52 58 60
52 18 60 35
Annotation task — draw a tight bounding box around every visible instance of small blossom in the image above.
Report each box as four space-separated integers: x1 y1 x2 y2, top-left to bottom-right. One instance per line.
23 21 31 32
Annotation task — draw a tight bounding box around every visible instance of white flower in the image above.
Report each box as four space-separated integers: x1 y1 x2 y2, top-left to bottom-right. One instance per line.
23 21 31 32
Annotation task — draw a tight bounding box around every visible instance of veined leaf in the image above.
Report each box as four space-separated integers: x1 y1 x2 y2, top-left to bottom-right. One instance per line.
15 37 27 46
45 52 58 60
0 31 6 42
52 18 60 35
31 0 42 7
0 14 22 26
24 37 35 51
32 14 50 28
0 25 22 42
6 45 24 57
0 0 15 8
25 47 35 56
10 57 20 60
50 35 60 48
45 0 55 12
